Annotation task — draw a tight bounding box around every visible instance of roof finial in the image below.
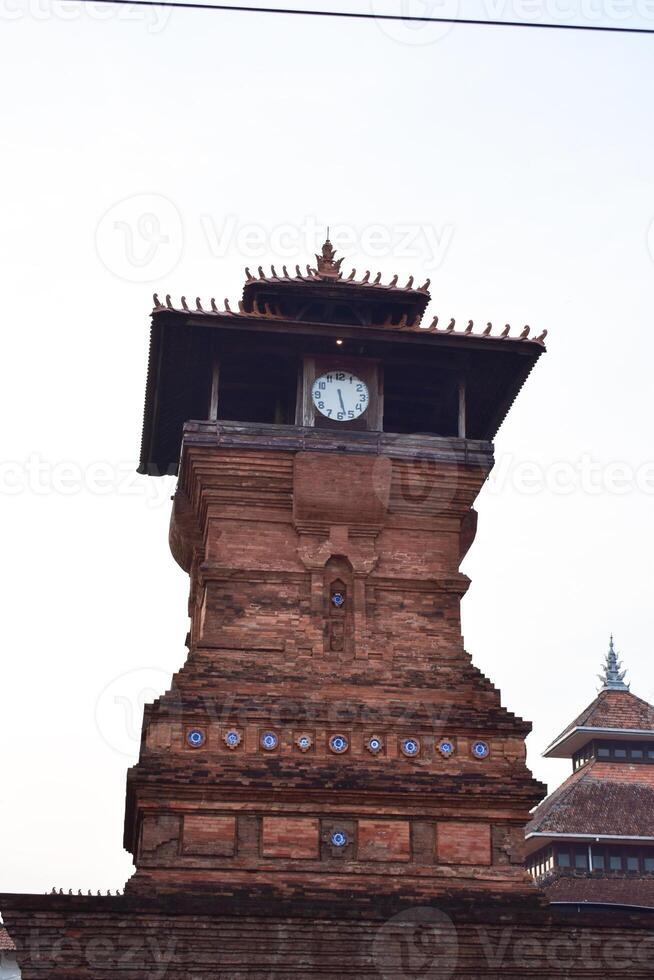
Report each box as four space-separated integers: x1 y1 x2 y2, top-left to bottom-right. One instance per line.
598 634 630 691
315 233 344 280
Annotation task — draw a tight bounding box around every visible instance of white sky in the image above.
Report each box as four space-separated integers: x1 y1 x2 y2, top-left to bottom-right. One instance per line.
1 1 654 894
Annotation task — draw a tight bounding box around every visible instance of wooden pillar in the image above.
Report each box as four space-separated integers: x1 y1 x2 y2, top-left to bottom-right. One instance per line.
458 379 466 439
209 359 220 421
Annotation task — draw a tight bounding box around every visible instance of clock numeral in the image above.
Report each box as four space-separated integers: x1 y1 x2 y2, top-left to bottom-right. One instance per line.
317 401 325 409
337 412 344 421
347 410 354 419
335 372 345 381
356 384 364 392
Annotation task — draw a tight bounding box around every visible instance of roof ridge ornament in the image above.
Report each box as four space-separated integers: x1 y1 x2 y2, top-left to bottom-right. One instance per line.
315 235 344 280
598 634 630 691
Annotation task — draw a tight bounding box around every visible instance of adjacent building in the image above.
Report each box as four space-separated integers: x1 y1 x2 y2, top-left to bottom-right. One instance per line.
527 638 654 909
0 927 18 980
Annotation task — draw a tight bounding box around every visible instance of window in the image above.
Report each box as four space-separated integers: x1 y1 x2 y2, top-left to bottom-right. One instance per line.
592 853 605 871
597 746 610 759
614 747 627 759
644 857 654 873
575 851 588 870
648 750 654 760
609 854 622 871
627 855 639 872
630 748 643 760
557 851 571 868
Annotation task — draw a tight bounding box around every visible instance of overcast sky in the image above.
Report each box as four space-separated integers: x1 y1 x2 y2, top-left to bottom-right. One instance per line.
1 1 653 894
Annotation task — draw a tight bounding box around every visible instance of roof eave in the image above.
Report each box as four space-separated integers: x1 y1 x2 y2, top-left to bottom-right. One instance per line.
544 725 654 758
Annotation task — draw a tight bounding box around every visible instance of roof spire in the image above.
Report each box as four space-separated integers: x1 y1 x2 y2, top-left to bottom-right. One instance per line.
598 634 629 691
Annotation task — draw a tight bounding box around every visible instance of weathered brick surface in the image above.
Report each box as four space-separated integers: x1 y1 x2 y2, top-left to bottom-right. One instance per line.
116 436 547 899
183 815 236 856
261 817 319 858
357 819 410 862
3 893 654 979
437 821 492 866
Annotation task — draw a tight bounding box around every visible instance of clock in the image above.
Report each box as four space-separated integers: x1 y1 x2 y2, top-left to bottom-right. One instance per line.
311 371 369 422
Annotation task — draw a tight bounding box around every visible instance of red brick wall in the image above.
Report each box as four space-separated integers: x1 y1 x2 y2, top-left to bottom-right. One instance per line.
437 821 492 866
261 817 319 859
182 815 236 857
357 819 410 862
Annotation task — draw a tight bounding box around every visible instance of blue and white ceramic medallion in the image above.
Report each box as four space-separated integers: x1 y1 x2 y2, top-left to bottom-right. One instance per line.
401 737 420 757
223 729 242 750
295 733 313 752
329 734 349 754
366 735 383 755
331 830 348 848
187 728 205 748
261 731 278 751
331 592 345 608
472 740 490 759
438 739 455 758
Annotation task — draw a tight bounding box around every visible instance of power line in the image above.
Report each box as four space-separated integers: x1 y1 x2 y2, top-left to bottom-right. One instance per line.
61 0 654 35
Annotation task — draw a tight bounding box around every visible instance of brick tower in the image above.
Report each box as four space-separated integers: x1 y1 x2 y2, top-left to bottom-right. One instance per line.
127 239 547 902
7 242 654 979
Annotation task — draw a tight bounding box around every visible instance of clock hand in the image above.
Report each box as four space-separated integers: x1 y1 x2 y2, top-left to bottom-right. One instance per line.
337 389 346 414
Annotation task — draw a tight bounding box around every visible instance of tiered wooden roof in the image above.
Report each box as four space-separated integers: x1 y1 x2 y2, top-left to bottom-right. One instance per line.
139 240 547 474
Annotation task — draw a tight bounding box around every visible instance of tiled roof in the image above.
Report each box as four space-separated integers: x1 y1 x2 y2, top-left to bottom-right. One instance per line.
548 689 654 752
244 263 432 293
543 874 654 909
0 925 15 950
528 760 654 838
151 292 547 346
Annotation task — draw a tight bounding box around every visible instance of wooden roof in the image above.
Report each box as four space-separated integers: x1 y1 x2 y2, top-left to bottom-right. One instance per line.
138 255 546 475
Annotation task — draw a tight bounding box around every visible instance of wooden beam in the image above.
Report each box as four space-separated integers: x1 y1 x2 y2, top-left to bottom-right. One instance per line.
458 379 466 439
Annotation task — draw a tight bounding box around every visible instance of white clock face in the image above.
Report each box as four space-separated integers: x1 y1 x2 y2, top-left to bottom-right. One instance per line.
312 371 369 422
